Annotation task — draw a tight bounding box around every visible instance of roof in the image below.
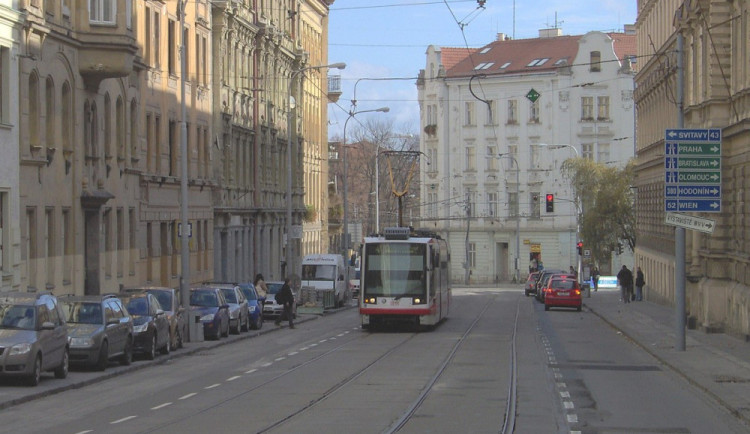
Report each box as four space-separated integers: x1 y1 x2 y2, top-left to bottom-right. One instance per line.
442 32 636 78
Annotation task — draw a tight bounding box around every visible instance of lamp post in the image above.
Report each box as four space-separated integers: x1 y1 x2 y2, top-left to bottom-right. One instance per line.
177 0 191 339
342 107 389 258
495 153 520 283
286 62 346 279
538 143 581 281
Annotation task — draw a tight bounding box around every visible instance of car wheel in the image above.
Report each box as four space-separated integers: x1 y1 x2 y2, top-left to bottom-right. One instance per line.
54 348 69 379
145 334 157 360
161 335 171 355
26 354 42 386
120 337 133 366
95 341 109 371
577 305 582 312
256 314 263 330
231 318 240 335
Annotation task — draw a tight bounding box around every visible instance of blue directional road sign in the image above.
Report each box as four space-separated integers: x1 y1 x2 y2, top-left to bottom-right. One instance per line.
664 128 722 212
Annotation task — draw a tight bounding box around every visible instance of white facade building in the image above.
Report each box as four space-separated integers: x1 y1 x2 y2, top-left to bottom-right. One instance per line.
0 2 23 291
417 28 636 284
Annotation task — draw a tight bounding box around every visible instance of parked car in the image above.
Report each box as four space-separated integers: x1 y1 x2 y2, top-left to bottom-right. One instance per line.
262 281 297 319
118 292 171 359
123 287 186 350
238 283 264 330
524 271 540 296
535 269 565 302
189 286 230 340
539 273 576 303
0 292 69 386
59 294 133 370
212 283 250 334
544 276 583 311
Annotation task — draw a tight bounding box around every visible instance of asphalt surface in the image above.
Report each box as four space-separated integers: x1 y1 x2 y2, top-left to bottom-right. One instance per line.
2 288 750 430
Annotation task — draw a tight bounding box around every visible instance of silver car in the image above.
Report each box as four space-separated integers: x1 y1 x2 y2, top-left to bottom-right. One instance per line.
262 281 297 319
0 292 69 386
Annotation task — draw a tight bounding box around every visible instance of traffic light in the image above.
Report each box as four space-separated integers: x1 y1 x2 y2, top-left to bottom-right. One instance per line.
545 193 554 212
577 241 583 255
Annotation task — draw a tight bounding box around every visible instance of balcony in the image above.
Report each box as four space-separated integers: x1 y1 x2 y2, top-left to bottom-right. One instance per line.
74 1 138 88
328 75 342 103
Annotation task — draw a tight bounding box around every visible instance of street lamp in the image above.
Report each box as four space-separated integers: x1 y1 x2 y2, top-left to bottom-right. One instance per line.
342 107 389 258
538 143 581 281
286 62 346 278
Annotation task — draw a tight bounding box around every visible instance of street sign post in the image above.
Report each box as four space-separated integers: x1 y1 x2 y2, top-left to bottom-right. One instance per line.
664 128 722 212
665 212 716 234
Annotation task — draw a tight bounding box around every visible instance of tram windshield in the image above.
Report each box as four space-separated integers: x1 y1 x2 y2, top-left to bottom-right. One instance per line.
363 243 426 297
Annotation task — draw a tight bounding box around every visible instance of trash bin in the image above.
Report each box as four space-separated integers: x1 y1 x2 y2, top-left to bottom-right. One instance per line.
581 282 591 298
189 314 204 342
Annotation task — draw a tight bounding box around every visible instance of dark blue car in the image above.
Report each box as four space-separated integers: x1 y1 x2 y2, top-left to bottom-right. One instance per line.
239 283 264 330
189 287 230 340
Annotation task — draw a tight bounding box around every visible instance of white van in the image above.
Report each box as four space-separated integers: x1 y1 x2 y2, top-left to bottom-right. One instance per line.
301 254 350 307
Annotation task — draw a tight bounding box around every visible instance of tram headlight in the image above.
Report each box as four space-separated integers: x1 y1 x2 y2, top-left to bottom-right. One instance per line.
364 297 377 304
412 297 425 304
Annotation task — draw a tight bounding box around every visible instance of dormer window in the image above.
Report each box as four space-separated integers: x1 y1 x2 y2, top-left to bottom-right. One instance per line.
590 51 601 72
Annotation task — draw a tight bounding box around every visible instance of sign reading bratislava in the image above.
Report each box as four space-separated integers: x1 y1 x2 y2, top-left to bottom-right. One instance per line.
664 128 722 212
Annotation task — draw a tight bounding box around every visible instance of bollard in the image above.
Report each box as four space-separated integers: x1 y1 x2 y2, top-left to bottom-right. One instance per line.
582 282 591 298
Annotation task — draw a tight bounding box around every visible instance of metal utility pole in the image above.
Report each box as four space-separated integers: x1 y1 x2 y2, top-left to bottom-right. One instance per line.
675 33 686 351
178 0 191 341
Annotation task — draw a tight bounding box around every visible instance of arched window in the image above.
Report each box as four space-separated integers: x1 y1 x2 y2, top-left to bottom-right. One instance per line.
45 77 55 150
61 82 72 154
116 96 124 161
29 72 40 150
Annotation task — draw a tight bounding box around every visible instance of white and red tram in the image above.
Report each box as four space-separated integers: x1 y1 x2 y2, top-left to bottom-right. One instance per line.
359 227 451 329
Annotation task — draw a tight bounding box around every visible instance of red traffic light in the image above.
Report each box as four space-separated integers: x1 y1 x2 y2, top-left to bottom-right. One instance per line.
545 193 554 212
577 241 583 255
546 194 554 201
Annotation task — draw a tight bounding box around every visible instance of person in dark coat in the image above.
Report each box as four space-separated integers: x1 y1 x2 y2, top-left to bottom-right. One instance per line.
591 267 600 292
274 277 295 328
617 265 634 303
635 267 645 301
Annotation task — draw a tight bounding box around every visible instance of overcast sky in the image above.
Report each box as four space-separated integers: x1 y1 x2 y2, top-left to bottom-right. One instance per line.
326 0 637 139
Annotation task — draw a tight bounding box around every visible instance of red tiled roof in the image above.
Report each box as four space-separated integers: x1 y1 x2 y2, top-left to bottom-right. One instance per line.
444 33 637 77
439 46 477 71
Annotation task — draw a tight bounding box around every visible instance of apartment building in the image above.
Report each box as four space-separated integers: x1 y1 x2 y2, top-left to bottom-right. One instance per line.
418 28 636 283
634 0 750 337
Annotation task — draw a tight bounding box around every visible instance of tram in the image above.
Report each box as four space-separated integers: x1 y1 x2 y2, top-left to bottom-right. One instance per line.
359 227 451 329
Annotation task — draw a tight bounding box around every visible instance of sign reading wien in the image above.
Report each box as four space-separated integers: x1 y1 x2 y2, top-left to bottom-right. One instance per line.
664 128 721 212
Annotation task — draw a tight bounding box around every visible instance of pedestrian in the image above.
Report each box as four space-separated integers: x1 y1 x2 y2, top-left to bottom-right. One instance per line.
591 267 600 292
254 273 268 300
274 277 295 329
635 266 645 301
616 265 634 303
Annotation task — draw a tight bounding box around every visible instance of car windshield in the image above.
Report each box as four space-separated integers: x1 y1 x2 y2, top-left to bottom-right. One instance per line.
220 288 238 303
124 297 149 316
61 301 102 324
150 291 172 311
302 264 336 280
191 290 219 307
0 304 37 330
266 283 283 294
240 286 257 301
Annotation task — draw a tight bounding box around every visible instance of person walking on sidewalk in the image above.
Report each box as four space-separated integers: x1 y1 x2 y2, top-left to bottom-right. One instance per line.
635 267 645 301
591 267 600 292
274 277 295 329
617 265 634 303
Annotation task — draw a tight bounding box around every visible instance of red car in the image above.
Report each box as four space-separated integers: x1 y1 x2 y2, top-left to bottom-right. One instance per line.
544 276 582 311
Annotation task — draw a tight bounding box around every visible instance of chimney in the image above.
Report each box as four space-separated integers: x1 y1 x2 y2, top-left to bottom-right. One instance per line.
496 32 508 41
538 28 562 38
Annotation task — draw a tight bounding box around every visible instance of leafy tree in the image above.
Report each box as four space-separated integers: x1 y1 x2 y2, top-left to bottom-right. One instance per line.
561 158 636 267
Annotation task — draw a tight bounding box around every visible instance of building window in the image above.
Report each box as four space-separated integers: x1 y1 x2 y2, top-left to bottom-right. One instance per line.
45 78 54 150
530 192 540 218
62 208 71 284
428 148 437 172
590 51 601 72
104 208 112 278
168 19 177 75
465 101 475 126
486 146 497 171
0 47 7 123
582 143 594 160
487 192 498 217
529 99 540 123
509 192 519 217
29 73 40 150
465 146 476 171
117 208 124 277
89 0 116 24
597 143 610 163
0 193 5 272
581 96 594 120
468 242 476 268
597 96 610 120
26 208 37 289
428 192 438 219
45 208 54 286
465 189 476 217
507 100 518 124
486 100 496 125
530 145 539 168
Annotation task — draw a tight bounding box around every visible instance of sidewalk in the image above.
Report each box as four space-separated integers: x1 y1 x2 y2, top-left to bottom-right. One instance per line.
584 288 750 427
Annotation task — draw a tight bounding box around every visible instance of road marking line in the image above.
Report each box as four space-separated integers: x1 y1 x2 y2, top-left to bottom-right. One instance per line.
110 416 137 424
310 343 318 347
557 382 566 388
261 362 273 367
179 393 197 400
288 351 299 356
563 401 575 409
337 333 345 337
560 391 570 398
275 357 286 361
300 347 309 351
245 369 258 374
74 431 93 433
319 339 327 343
205 383 220 389
567 414 578 423
226 375 241 382
151 402 173 410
